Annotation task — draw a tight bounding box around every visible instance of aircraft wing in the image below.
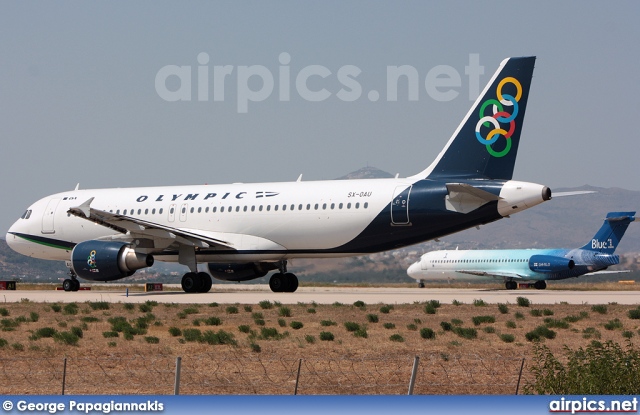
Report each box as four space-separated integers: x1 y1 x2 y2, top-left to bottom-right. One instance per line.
457 270 526 279
67 198 234 250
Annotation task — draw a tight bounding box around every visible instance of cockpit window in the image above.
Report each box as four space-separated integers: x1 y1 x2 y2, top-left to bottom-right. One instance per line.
21 210 32 220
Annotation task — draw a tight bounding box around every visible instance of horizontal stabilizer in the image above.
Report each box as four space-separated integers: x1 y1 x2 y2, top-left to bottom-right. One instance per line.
445 183 501 214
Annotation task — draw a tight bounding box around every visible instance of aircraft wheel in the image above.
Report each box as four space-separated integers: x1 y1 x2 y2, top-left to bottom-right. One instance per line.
505 281 518 290
534 280 547 290
418 282 425 288
181 272 199 293
72 279 80 291
198 272 212 293
269 273 285 292
63 279 74 292
284 273 298 293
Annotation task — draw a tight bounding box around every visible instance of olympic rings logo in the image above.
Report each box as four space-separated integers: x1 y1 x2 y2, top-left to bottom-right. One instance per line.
475 77 522 158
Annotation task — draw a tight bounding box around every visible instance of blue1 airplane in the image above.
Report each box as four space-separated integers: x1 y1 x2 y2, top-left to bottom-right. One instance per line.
407 211 637 290
7 56 552 293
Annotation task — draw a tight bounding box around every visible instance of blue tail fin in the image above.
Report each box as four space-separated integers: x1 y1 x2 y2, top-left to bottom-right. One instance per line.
581 211 637 254
418 57 536 180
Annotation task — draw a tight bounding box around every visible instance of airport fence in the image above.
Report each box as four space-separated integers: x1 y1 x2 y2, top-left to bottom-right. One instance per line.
0 353 530 395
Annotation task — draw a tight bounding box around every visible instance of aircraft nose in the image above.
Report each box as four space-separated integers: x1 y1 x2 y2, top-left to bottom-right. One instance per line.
407 262 421 278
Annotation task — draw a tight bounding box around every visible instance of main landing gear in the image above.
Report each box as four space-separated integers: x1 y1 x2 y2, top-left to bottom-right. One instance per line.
181 272 213 293
505 280 547 290
268 261 299 292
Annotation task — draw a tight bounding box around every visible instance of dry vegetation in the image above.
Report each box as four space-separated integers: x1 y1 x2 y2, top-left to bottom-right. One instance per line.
1 296 640 394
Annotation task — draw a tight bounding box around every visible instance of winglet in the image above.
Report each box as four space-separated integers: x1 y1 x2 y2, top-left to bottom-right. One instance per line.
69 197 94 218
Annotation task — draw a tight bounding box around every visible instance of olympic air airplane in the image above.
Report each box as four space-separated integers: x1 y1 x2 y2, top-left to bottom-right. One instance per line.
407 212 637 290
6 56 551 293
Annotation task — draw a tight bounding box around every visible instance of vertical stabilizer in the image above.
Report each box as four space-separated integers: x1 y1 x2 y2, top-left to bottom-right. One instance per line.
581 211 636 254
416 57 536 180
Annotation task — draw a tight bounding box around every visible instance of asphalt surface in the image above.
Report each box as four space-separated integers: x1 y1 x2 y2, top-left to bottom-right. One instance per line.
1 285 638 304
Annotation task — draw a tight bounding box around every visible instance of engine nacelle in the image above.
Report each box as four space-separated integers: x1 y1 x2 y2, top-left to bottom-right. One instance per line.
207 262 277 282
71 240 154 281
529 255 575 274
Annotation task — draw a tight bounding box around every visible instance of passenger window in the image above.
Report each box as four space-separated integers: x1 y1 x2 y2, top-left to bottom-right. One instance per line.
221 207 225 213
364 202 368 209
314 204 319 210
243 206 247 212
331 203 335 209
159 208 163 214
205 207 209 213
259 206 263 211
235 206 240 212
274 205 278 211
322 203 327 210
138 209 141 215
339 203 343 209
190 207 194 213
251 206 255 212
152 208 156 214
124 209 128 215
355 203 360 209
212 207 217 213
198 207 202 213
267 205 271 211
347 203 351 209
145 209 149 214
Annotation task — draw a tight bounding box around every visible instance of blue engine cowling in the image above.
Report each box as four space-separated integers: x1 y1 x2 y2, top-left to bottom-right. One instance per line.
207 262 278 282
71 240 154 281
528 255 575 274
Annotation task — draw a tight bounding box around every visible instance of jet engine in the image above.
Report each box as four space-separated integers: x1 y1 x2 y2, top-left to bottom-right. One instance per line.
207 262 278 282
528 255 575 274
71 240 154 281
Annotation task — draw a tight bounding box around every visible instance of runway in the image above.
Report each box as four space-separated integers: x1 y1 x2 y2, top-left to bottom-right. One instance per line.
1 285 639 305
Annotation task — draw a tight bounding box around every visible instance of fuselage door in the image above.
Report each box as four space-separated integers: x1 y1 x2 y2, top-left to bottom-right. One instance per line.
391 185 412 226
41 198 61 234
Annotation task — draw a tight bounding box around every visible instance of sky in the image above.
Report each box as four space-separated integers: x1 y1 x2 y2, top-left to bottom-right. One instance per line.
1 1 639 234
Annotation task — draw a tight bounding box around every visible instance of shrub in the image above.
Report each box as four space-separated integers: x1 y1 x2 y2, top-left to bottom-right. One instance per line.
54 331 79 346
344 322 360 332
238 325 251 333
277 319 286 327
440 321 453 331
516 297 530 307
304 335 315 344
183 307 199 315
622 331 634 339
515 312 525 320
544 319 570 329
383 323 395 329
506 321 517 329
353 300 365 308
168 327 182 337
366 314 379 323
452 300 463 306
420 328 436 339
472 315 496 326
203 317 222 326
483 326 496 334
70 326 83 339
379 305 393 314
530 309 542 317
525 326 556 342
407 324 418 331
80 316 99 323
63 303 79 315
542 309 554 316
427 300 441 309
243 305 252 312
307 308 316 314
11 343 24 351
627 309 640 320
102 331 119 338
226 306 239 314
604 319 624 330
259 327 282 340
592 305 608 315
451 319 463 326
51 304 61 313
145 336 160 344
424 304 437 314
202 330 237 346
473 299 487 307
354 327 368 338
582 327 601 339
139 303 153 313
254 319 265 326
452 327 477 339
208 302 219 308
389 334 404 342
123 303 135 311
0 338 7 347
183 328 203 342
29 312 39 322
250 343 261 352
319 332 334 341
0 308 8 317
259 300 273 309
500 334 515 343
290 321 304 330
278 306 292 317
332 302 344 307
526 341 640 394
32 327 57 339
251 312 263 320
89 301 110 311
320 320 336 327
497 303 509 314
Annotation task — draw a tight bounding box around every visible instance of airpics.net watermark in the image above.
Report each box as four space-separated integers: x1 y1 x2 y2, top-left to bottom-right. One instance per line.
155 53 485 113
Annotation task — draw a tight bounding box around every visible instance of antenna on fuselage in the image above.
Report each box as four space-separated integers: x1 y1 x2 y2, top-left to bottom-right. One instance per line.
74 183 80 191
